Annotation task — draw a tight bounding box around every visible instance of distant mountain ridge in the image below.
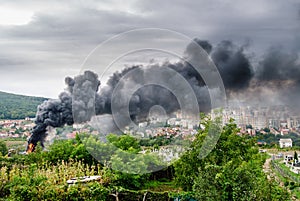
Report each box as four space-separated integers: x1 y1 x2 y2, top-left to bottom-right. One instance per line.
0 91 48 119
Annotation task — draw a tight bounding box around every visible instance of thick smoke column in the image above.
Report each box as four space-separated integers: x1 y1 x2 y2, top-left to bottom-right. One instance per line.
72 71 100 123
27 71 99 151
27 92 73 150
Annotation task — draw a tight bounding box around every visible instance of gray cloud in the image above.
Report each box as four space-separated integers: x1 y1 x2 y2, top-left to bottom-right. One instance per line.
0 0 299 98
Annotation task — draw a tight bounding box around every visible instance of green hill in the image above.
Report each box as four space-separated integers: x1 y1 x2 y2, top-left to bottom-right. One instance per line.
0 91 48 119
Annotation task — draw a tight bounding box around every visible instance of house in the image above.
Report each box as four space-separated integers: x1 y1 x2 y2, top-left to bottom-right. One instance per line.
279 138 293 148
280 128 290 135
257 140 267 146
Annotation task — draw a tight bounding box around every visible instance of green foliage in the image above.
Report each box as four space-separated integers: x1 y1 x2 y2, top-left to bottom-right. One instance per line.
256 132 300 147
44 134 97 166
112 171 149 190
107 133 141 153
0 118 293 200
174 116 291 200
0 160 109 201
83 133 164 189
139 135 179 147
45 139 75 163
0 141 8 156
7 133 164 191
0 146 174 200
0 91 47 119
273 160 300 181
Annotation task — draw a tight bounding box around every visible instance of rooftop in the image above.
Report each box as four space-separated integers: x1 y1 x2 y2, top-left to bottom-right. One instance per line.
279 138 293 143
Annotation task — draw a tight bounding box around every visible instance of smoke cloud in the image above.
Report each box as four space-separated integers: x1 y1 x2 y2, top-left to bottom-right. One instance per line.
27 71 98 148
211 40 253 92
254 47 300 111
257 47 300 82
28 38 300 148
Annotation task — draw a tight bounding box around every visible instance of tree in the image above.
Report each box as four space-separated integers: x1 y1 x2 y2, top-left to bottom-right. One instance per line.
0 140 8 156
294 151 298 163
263 127 270 133
174 116 290 200
246 124 253 129
45 140 74 164
107 134 141 153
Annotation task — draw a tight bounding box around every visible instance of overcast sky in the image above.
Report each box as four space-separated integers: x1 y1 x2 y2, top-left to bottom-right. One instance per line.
0 0 299 98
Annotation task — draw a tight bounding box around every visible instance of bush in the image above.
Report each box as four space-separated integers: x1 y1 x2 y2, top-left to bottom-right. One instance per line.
0 160 110 200
0 141 8 156
284 181 289 187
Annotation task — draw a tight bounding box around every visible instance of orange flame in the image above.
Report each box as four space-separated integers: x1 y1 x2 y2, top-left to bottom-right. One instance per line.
26 143 35 154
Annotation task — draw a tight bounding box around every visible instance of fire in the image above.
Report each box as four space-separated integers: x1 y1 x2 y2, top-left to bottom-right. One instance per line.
26 143 35 154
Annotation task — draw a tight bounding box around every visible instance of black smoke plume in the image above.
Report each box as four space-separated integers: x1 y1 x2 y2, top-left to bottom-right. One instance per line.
211 40 253 91
28 38 300 150
27 71 99 150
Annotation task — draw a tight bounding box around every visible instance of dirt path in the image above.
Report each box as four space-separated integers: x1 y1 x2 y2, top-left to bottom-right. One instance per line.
263 157 284 186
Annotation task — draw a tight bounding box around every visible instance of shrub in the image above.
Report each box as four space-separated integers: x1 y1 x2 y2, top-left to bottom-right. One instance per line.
0 141 8 156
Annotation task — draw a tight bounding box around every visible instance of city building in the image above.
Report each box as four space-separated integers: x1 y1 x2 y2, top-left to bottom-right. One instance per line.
279 138 293 148
221 105 300 133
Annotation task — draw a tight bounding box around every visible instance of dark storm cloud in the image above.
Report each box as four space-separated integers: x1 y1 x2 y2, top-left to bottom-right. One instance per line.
0 1 149 97
135 0 300 46
0 0 299 98
1 0 299 54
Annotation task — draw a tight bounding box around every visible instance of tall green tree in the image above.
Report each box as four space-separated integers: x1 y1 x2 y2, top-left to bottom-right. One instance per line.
174 116 290 200
294 151 298 163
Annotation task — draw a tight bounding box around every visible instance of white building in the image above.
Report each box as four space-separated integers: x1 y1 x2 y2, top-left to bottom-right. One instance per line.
279 138 293 148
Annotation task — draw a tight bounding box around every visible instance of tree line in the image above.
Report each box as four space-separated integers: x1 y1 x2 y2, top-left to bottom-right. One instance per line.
0 91 47 119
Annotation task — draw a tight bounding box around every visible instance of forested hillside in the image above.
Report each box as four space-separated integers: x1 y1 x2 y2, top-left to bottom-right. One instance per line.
0 91 47 119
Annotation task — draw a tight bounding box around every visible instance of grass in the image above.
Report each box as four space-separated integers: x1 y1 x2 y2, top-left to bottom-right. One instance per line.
293 187 300 199
276 160 300 180
272 160 300 200
266 148 279 154
271 161 289 183
4 140 27 150
4 140 26 146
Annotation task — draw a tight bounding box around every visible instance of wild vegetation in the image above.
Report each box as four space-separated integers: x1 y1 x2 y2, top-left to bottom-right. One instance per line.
0 117 292 200
0 91 47 119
